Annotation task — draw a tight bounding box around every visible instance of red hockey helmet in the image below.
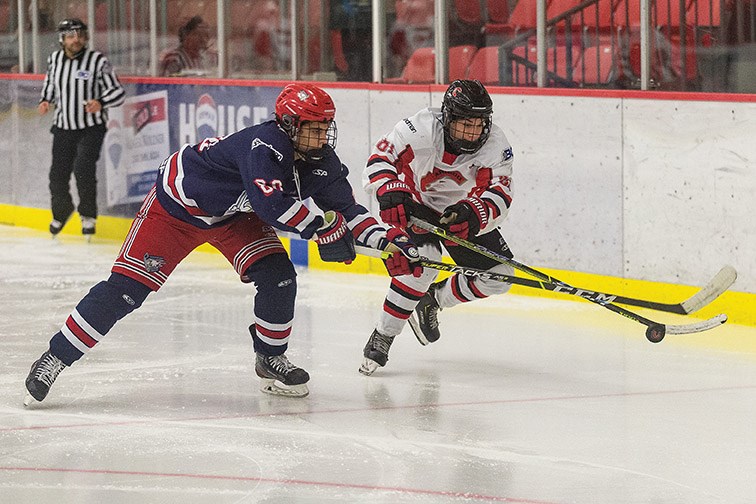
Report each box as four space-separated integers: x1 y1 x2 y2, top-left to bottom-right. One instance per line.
275 83 337 161
276 83 335 130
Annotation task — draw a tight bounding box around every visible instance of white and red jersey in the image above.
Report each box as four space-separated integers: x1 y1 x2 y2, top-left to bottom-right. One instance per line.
364 107 514 235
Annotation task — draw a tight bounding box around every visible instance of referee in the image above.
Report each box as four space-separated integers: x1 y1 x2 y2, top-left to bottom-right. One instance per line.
39 18 125 237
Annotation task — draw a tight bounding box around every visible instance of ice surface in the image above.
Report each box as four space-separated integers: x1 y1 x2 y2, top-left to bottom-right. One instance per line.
1 225 755 503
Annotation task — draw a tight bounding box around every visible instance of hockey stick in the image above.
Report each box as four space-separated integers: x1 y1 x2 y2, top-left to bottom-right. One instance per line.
358 245 733 313
407 217 735 314
403 218 730 342
355 246 727 339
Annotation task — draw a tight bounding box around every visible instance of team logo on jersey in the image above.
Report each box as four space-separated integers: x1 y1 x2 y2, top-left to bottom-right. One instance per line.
75 70 91 80
420 166 466 191
196 94 218 140
250 138 283 161
143 253 166 273
502 147 513 162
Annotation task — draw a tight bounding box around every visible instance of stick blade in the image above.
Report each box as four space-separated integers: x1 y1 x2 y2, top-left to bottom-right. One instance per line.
680 265 737 314
665 313 728 335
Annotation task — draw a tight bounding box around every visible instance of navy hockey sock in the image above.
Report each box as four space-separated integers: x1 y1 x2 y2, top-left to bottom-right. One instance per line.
50 273 152 365
243 254 297 356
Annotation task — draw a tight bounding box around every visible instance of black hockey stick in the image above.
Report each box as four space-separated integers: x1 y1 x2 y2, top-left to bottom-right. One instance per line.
404 218 730 342
355 245 727 341
402 210 735 315
358 247 731 313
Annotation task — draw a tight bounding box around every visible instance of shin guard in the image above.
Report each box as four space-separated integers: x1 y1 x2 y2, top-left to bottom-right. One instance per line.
243 254 297 356
50 273 151 365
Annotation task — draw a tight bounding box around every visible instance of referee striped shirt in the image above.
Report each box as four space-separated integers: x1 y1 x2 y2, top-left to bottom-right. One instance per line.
40 48 125 130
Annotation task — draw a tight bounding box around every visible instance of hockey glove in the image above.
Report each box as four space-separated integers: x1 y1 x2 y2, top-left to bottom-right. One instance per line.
376 180 414 228
382 228 423 277
439 197 488 240
315 210 356 263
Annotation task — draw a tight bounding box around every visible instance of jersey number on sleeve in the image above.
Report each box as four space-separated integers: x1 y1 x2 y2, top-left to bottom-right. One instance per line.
254 178 283 196
197 136 227 151
375 139 396 157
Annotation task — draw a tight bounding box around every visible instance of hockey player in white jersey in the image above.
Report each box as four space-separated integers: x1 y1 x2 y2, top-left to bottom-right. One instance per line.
360 79 515 375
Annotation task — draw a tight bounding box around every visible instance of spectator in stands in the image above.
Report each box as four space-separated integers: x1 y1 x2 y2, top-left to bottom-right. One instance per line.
159 16 217 76
388 0 434 78
251 0 291 72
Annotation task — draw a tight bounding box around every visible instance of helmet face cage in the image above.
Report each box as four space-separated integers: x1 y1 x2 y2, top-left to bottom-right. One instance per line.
57 18 88 44
275 83 337 161
294 120 338 163
441 79 493 154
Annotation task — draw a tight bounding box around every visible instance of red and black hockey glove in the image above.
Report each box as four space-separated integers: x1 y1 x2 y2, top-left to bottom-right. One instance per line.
376 179 414 228
382 228 423 277
315 211 356 263
439 197 488 241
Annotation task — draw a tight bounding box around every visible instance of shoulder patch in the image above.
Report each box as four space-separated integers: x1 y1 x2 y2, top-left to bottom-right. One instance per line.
251 137 284 161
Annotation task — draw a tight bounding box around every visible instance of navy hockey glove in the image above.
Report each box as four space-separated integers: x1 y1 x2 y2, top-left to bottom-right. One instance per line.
315 211 356 263
376 180 414 228
439 197 488 240
382 228 422 277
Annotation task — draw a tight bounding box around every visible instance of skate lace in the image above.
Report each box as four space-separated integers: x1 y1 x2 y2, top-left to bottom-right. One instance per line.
371 333 393 354
34 354 65 387
427 305 439 329
425 288 440 329
267 355 296 374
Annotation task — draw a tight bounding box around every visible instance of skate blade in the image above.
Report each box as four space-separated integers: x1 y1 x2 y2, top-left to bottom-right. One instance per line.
359 358 380 376
259 378 309 398
407 314 430 346
23 392 37 407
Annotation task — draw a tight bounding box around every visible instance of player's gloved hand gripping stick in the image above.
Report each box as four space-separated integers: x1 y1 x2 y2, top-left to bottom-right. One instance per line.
315 210 356 263
381 228 423 277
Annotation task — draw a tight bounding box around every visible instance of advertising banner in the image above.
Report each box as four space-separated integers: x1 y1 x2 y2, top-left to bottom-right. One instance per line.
104 90 170 205
105 83 283 207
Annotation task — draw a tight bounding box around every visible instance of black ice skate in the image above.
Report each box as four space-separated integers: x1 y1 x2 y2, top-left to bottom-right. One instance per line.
408 281 443 345
255 353 310 397
49 212 72 238
81 217 96 239
24 350 67 406
49 219 64 236
359 329 395 376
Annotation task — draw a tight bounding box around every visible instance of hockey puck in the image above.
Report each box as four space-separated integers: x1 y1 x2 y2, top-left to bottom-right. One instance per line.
645 324 666 343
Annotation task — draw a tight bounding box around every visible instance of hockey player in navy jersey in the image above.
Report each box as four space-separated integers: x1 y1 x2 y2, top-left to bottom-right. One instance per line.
24 83 422 402
360 80 515 376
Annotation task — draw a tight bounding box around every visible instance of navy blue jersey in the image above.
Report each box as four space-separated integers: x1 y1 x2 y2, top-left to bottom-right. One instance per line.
156 120 387 248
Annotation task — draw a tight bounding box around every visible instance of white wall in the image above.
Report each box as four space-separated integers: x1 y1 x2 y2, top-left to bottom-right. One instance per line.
2 79 753 293
324 87 755 293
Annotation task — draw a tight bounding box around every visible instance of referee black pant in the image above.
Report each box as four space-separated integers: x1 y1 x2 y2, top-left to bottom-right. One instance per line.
48 124 107 223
